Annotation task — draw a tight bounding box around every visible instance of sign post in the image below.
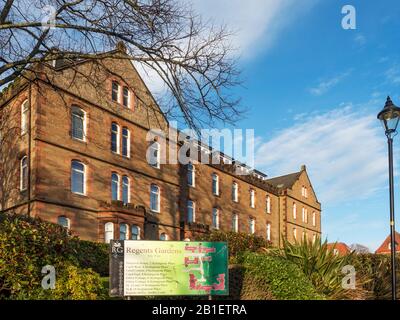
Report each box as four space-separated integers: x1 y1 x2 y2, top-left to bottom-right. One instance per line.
109 240 229 297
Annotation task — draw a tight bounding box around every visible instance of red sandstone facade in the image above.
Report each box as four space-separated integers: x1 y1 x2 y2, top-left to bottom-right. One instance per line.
0 48 322 245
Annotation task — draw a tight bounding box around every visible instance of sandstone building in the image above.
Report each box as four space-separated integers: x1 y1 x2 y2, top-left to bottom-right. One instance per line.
0 47 321 245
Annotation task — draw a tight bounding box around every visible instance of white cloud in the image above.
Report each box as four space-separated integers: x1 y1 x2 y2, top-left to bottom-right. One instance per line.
254 105 387 205
385 65 400 85
354 33 366 46
309 71 351 96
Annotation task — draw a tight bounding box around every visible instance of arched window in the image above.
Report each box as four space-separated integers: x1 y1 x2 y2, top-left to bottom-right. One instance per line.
20 156 28 191
266 195 271 214
187 200 195 223
232 214 239 232
71 106 86 141
150 184 160 212
212 208 219 229
212 174 219 195
112 81 120 102
312 212 316 227
21 100 28 135
149 141 160 168
250 189 255 208
111 173 120 201
304 208 308 223
71 161 85 195
123 86 130 107
232 182 238 202
293 203 297 220
293 228 297 240
160 233 168 241
122 175 130 204
266 223 271 241
131 225 140 240
187 163 195 187
111 122 120 153
57 216 70 230
302 207 305 222
249 218 256 234
119 223 128 240
105 222 114 243
122 127 130 157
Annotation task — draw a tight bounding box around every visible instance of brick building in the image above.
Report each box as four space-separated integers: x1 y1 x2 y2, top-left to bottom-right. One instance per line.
375 232 400 254
0 47 321 245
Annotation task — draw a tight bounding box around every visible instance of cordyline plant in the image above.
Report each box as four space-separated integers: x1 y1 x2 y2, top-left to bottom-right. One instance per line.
269 237 372 300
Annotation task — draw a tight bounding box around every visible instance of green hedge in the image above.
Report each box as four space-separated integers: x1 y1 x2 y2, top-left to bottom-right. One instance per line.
0 213 106 299
70 240 109 276
237 252 324 300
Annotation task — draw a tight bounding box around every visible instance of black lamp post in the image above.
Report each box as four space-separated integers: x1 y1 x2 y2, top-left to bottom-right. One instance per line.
377 96 400 300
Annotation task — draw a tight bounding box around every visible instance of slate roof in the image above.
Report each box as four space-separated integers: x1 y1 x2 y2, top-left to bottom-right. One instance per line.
265 171 302 189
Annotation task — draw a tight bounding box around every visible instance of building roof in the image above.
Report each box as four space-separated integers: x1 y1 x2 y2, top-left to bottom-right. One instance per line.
266 171 302 189
327 242 351 256
375 231 400 254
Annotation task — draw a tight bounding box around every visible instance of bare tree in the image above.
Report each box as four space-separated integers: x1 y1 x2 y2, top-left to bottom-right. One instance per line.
0 0 243 130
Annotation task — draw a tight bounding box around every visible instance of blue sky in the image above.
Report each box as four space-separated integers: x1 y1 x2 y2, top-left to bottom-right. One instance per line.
189 0 400 251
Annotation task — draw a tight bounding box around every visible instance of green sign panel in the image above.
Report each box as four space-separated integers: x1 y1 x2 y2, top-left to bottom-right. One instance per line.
109 240 228 296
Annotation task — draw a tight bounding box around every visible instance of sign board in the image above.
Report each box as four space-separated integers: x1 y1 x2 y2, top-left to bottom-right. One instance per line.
109 240 228 297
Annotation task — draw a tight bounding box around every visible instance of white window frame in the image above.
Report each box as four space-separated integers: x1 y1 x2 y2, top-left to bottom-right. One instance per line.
266 195 271 214
187 163 195 187
111 173 120 201
122 127 130 158
232 182 238 202
150 184 160 213
212 208 219 229
232 214 239 232
71 106 86 142
302 207 305 222
105 222 114 243
249 218 256 234
112 81 120 103
187 200 195 223
266 223 271 241
212 173 219 196
312 212 316 227
71 160 86 195
119 223 129 240
160 233 168 241
57 216 70 230
20 156 28 191
21 100 28 135
293 203 297 220
149 141 160 169
111 122 120 154
293 228 297 240
131 225 140 240
250 189 255 208
304 208 308 224
122 175 130 204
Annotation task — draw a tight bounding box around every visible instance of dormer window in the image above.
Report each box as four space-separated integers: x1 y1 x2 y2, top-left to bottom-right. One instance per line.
123 86 130 108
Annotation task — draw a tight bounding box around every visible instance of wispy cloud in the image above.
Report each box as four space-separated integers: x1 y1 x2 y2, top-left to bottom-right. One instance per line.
385 65 400 85
254 104 387 206
354 33 366 46
309 71 351 96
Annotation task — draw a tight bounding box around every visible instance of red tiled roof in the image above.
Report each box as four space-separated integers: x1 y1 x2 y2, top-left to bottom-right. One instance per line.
327 242 351 256
375 232 400 254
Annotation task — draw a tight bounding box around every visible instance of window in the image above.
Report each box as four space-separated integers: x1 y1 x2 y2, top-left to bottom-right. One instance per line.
212 208 219 229
304 187 308 198
111 173 120 201
293 203 297 220
149 141 160 168
122 175 130 204
20 156 28 191
160 233 168 241
111 122 120 153
301 186 305 197
58 216 70 230
302 207 305 222
187 163 195 187
266 223 271 241
212 174 219 195
249 218 256 234
232 214 239 232
304 208 308 223
131 225 140 240
21 100 28 135
312 212 316 227
187 200 195 223
104 222 114 243
71 106 86 141
71 161 85 195
119 223 128 240
122 127 130 157
333 249 339 256
232 182 238 202
112 81 119 102
150 184 160 212
293 228 297 240
266 195 271 214
123 86 129 107
250 189 255 208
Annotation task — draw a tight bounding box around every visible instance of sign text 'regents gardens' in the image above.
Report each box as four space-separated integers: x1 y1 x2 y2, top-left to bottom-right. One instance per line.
109 241 228 297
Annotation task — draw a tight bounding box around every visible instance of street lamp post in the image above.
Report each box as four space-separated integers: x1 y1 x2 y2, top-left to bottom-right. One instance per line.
377 96 400 300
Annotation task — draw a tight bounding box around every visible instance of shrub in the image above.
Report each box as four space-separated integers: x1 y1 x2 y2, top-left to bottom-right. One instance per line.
196 230 271 261
237 252 324 300
70 240 109 276
0 213 105 300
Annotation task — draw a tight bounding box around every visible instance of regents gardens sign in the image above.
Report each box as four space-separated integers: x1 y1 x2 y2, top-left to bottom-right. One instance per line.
109 240 229 297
